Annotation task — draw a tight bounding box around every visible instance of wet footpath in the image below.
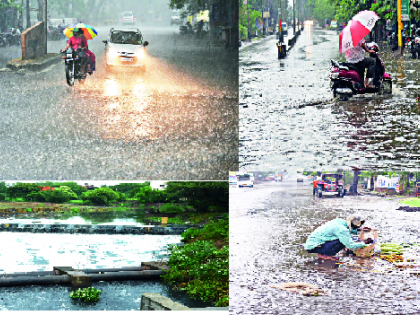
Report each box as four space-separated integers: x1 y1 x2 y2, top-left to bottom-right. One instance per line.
239 25 420 172
229 179 420 315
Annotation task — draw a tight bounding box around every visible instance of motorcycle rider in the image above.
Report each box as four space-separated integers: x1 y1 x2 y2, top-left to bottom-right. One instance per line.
62 28 88 77
345 37 377 89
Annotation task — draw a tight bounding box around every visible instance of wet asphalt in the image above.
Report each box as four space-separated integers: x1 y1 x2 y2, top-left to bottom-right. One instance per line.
0 24 238 180
230 178 420 314
239 25 420 172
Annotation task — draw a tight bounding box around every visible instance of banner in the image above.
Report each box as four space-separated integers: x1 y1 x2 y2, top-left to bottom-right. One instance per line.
376 176 399 189
401 0 410 21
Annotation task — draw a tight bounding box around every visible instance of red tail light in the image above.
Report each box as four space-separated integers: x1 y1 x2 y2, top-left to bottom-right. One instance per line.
132 17 134 20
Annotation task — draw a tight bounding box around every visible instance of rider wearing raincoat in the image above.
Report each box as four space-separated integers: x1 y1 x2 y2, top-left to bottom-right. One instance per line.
304 214 369 260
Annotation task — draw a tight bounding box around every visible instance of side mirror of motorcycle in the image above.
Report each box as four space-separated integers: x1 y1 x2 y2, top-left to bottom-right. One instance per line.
102 40 107 44
143 41 149 47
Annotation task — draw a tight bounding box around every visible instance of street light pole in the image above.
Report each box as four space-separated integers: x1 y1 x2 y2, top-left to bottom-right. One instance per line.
43 0 47 54
26 0 30 29
398 0 402 55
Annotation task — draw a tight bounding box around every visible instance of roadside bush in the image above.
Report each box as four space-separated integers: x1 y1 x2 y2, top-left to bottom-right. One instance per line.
0 193 6 201
159 203 185 213
163 241 228 307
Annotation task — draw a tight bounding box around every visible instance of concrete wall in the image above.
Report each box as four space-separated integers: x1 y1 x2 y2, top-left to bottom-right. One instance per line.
140 293 191 311
21 21 46 60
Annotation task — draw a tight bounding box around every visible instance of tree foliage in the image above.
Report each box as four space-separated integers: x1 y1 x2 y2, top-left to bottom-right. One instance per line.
81 188 119 206
165 182 228 212
305 0 335 25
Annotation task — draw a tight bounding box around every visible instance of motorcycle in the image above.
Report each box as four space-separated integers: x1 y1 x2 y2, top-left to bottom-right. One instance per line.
330 42 392 101
61 48 87 86
5 28 21 46
0 32 7 47
179 22 194 35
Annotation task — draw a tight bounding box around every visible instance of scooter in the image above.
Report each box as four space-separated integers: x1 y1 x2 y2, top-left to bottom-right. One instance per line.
330 42 392 101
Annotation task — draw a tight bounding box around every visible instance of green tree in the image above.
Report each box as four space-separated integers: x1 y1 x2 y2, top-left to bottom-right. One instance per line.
7 183 40 200
165 182 228 212
306 0 335 26
81 188 119 206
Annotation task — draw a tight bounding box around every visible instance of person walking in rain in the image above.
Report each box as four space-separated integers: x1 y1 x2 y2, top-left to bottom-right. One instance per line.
304 214 374 260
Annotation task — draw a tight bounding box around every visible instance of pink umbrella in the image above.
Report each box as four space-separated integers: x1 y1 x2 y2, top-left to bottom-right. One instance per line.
339 11 379 53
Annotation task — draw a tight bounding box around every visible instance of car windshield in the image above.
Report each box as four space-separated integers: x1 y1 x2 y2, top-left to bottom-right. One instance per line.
124 13 133 17
110 31 142 45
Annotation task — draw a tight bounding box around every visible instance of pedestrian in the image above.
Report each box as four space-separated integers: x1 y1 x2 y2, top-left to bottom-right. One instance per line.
303 214 374 260
345 37 377 88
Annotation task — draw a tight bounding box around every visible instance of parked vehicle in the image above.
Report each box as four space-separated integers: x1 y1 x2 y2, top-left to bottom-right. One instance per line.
330 42 392 101
103 28 148 72
171 10 183 25
61 48 87 86
5 28 21 46
237 172 254 188
314 174 346 198
0 32 7 47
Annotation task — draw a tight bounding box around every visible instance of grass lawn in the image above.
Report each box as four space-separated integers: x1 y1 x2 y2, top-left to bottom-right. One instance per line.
399 198 420 207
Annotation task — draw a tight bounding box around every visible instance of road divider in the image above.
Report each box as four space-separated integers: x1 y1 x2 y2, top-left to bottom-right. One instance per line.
6 53 61 71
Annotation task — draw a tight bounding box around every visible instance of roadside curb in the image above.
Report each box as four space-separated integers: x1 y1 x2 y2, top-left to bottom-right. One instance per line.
6 53 61 71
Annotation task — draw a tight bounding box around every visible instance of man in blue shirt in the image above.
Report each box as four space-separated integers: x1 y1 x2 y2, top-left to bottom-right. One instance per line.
304 214 373 260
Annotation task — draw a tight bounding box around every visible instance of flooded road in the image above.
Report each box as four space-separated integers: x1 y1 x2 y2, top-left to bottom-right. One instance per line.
239 26 420 172
0 25 238 180
230 178 420 314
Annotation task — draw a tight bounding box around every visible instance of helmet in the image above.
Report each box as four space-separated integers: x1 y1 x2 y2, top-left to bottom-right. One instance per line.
366 42 379 52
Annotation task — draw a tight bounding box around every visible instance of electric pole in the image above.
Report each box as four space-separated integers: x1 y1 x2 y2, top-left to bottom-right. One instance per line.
26 0 30 29
293 0 295 34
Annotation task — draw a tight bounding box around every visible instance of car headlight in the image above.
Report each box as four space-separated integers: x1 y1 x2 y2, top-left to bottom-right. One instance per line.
108 47 118 59
136 48 145 58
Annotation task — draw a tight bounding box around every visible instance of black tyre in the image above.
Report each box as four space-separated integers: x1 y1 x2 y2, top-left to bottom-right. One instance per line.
318 191 322 198
339 93 349 101
381 80 392 95
65 64 74 87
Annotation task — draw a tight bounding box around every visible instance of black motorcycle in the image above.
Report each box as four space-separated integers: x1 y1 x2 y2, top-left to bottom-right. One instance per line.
179 22 194 35
61 48 87 86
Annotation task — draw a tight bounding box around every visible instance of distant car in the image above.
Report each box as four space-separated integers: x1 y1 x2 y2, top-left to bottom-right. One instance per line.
103 28 148 72
122 12 135 25
171 10 183 25
330 20 338 29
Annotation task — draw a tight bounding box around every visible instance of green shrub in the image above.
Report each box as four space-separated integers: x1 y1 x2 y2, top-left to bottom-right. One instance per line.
163 241 228 307
24 208 32 212
70 207 81 214
181 219 228 243
114 207 127 212
160 203 185 213
70 287 101 302
38 203 45 207
0 193 6 201
69 200 84 204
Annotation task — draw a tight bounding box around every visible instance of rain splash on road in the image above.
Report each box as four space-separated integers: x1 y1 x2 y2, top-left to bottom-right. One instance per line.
240 25 420 172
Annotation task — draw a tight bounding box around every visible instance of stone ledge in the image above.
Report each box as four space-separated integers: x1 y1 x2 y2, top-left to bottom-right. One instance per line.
6 53 62 71
140 293 192 311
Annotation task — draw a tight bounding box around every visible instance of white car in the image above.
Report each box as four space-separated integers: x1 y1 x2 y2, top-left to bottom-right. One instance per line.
122 12 135 25
103 28 148 72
